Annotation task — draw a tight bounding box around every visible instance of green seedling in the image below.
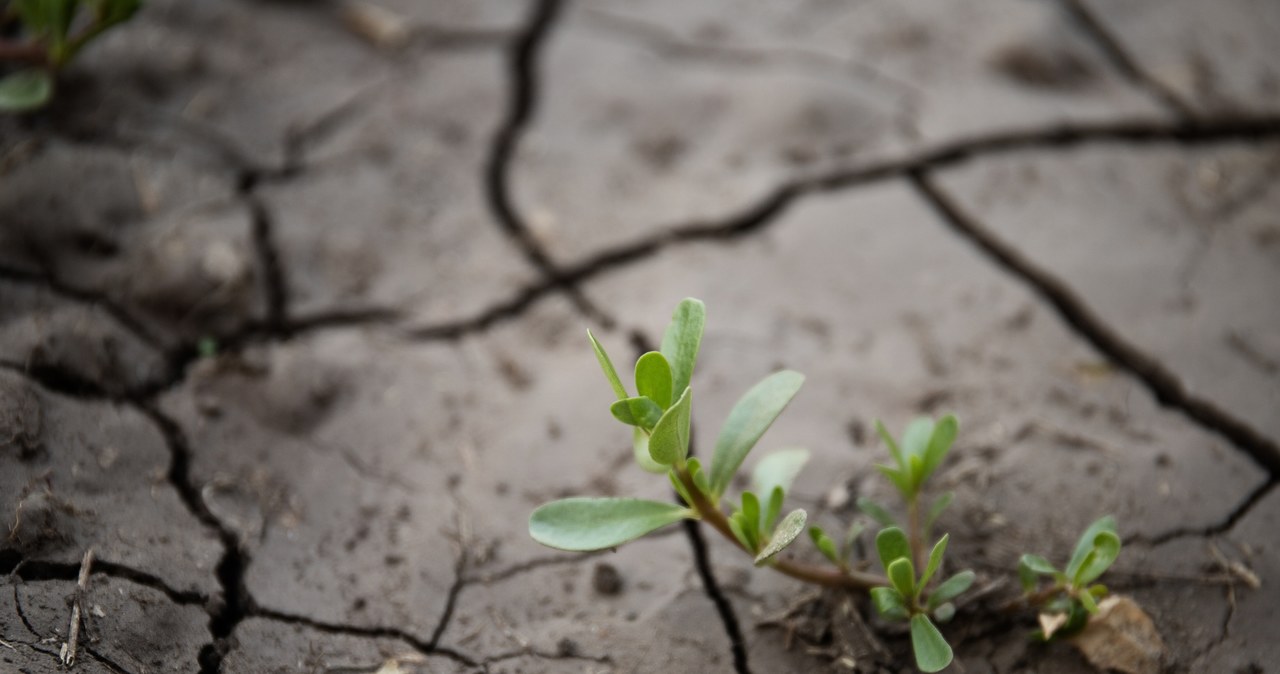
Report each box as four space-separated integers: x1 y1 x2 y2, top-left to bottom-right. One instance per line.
1017 516 1122 639
0 0 142 111
528 298 1126 672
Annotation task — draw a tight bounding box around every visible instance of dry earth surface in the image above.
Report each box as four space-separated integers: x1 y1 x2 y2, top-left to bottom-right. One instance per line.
2 0 1279 672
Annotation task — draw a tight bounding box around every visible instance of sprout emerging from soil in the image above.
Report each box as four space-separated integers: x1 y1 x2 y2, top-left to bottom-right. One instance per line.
529 297 1127 672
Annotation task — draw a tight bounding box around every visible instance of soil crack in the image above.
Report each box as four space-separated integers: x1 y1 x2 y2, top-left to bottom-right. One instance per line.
1053 0 1196 118
482 0 610 326
1130 478 1278 546
0 552 208 607
908 170 1280 476
247 606 478 668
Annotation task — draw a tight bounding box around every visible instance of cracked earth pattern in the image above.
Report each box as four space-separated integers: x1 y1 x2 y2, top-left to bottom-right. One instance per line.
1 0 1278 672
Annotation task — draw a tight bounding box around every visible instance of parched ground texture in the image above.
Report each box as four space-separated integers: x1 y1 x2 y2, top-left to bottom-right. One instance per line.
1 0 1279 672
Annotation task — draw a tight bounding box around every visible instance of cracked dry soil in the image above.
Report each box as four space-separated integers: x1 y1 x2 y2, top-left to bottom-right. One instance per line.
2 0 1279 672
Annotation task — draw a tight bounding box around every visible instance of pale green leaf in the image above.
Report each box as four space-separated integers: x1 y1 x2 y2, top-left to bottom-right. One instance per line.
634 428 667 473
1077 587 1098 614
888 557 916 598
648 387 692 465
660 298 706 400
1018 554 1056 593
588 330 627 399
921 415 957 480
728 513 754 551
669 469 693 506
875 526 911 571
809 526 840 565
529 498 693 551
871 587 909 621
910 614 953 673
875 464 913 497
1066 516 1118 582
764 486 784 533
902 418 935 461
709 370 805 496
740 491 761 544
751 448 809 511
932 602 955 623
875 419 905 470
610 396 663 430
1073 531 1121 587
754 509 806 565
0 71 53 112
635 351 674 409
927 570 975 610
920 534 949 593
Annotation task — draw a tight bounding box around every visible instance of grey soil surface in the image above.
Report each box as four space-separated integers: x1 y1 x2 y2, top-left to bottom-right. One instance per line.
2 0 1278 672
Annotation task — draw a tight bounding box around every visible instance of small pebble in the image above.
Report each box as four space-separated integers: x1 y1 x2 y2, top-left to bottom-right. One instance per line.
592 562 624 596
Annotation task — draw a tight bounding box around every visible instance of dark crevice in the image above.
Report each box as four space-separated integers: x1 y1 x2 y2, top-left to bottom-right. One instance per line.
84 646 139 674
0 264 166 351
682 520 752 674
908 171 1280 476
425 550 468 650
403 276 564 340
464 549 608 585
483 0 611 327
1054 0 1197 119
134 405 249 674
248 606 478 668
503 115 1280 312
0 552 208 606
244 194 289 333
1132 478 1278 546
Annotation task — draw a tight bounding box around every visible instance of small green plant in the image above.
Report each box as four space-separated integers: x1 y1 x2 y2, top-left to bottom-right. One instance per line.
0 0 142 111
529 298 1125 672
1018 515 1122 640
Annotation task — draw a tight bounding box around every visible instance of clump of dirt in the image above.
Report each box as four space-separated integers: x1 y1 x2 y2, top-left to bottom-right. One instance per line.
0 377 43 460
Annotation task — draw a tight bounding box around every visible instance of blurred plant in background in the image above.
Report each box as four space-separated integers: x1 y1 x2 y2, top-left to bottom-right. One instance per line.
0 0 141 111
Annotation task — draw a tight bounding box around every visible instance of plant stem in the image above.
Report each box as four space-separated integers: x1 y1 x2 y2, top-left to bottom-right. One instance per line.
0 39 47 66
675 468 888 591
907 494 924 571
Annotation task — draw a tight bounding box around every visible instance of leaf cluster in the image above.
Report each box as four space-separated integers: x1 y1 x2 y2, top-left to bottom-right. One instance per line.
1018 516 1122 639
1 0 142 111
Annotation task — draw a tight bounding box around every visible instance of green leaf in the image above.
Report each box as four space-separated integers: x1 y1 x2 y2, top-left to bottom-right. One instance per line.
1072 530 1121 587
1066 516 1117 582
875 419 905 470
669 469 693 506
634 428 667 473
932 602 956 623
902 418 935 462
709 370 805 496
751 448 809 511
809 526 840 565
529 498 693 551
910 614 954 673
921 415 958 483
728 513 754 551
1017 554 1056 593
588 330 628 400
888 557 916 598
764 486 784 533
875 464 913 497
857 497 896 527
610 396 664 430
0 71 53 112
1077 588 1098 614
925 491 954 533
927 570 975 610
875 526 911 571
920 534 948 592
871 586 909 621
660 298 706 401
754 509 806 565
740 491 761 544
689 457 711 494
635 351 674 409
648 387 692 465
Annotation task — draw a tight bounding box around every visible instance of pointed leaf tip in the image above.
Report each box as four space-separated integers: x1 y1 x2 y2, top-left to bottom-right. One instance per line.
755 509 807 565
